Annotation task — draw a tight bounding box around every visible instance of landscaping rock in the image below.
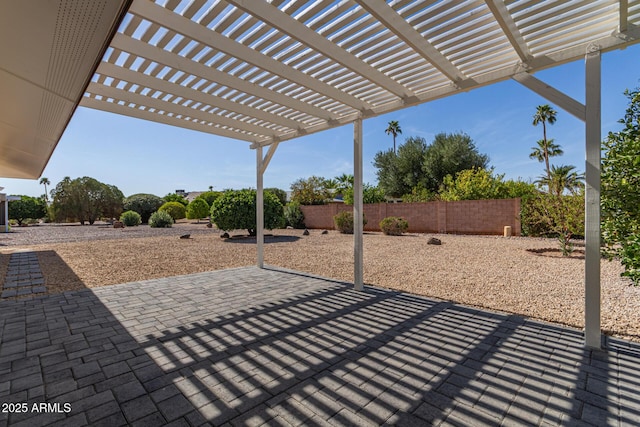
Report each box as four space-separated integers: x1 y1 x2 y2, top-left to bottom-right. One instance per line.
113 221 124 229
427 237 442 245
321 230 328 235
180 234 191 239
303 229 310 236
221 232 230 238
206 223 212 228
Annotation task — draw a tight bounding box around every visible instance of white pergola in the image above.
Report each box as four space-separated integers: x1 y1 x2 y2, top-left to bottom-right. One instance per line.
1 0 639 348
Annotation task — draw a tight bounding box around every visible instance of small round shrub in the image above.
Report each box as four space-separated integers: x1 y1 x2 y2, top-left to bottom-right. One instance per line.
159 201 186 222
120 210 141 227
284 201 305 229
380 216 409 236
186 198 210 222
148 210 173 228
211 189 284 235
333 211 367 234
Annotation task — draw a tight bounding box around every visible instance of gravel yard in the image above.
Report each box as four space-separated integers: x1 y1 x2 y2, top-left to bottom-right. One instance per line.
1 222 638 342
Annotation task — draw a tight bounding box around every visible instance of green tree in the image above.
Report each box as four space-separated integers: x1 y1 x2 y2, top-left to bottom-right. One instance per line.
195 191 222 206
211 189 284 235
186 198 210 223
440 168 538 201
265 188 287 206
532 104 559 187
159 201 186 222
602 88 640 285
123 193 164 223
164 193 189 206
39 177 50 204
536 164 584 196
8 195 46 225
343 184 386 205
401 185 435 203
290 176 332 205
385 120 402 154
374 136 428 198
422 132 489 192
50 177 123 224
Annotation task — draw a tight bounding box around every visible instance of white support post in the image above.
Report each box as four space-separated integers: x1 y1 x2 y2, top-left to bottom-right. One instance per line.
584 49 602 349
256 145 264 269
354 118 364 291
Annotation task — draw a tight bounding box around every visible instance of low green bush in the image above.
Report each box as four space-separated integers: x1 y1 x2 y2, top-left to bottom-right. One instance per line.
149 210 173 228
333 211 367 234
380 217 408 236
120 210 141 227
284 201 305 229
159 201 186 222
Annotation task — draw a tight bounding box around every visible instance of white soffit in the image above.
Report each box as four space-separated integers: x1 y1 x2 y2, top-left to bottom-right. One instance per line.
0 0 130 179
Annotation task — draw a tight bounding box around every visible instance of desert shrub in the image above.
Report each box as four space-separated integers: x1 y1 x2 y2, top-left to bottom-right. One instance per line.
284 201 305 229
333 211 367 234
523 193 584 255
120 210 141 227
159 201 186 222
148 210 173 228
380 217 409 236
210 189 284 235
124 193 164 223
186 198 210 223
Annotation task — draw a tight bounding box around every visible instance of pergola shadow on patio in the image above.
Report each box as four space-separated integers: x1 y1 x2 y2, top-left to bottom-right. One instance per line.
1 266 639 426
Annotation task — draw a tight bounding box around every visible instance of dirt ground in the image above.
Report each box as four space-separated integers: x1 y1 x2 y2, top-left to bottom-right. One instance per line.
1 221 638 342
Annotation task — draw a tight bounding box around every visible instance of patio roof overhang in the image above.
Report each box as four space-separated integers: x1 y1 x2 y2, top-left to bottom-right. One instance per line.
0 0 131 179
2 0 640 349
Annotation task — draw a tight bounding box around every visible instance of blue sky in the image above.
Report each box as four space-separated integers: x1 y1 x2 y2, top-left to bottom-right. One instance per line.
4 44 639 199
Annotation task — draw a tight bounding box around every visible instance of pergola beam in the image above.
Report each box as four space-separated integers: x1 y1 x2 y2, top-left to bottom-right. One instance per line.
86 83 275 139
484 0 532 63
620 0 629 32
355 0 468 85
513 73 586 121
109 34 335 123
129 0 371 112
227 0 415 101
81 96 257 142
96 61 301 132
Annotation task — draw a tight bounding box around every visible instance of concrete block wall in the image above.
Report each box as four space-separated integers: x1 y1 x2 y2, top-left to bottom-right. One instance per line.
299 199 521 235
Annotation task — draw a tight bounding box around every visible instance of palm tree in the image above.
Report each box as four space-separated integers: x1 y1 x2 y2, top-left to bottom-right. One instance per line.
39 177 51 203
531 105 558 189
385 120 402 154
529 138 564 189
536 164 584 196
335 173 354 195
208 185 213 191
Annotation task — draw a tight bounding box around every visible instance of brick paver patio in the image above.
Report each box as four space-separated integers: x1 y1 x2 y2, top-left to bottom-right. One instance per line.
1 266 639 426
